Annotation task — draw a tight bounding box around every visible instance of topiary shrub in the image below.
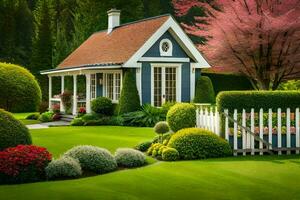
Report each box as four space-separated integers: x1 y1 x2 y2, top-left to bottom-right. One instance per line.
168 128 232 160
194 76 215 103
162 147 179 161
0 62 41 112
45 156 82 180
154 121 170 143
166 103 196 132
135 141 152 152
118 70 140 114
152 132 173 145
147 143 168 159
70 118 84 126
26 113 40 120
0 145 52 184
39 111 54 122
64 145 117 174
0 109 32 150
91 97 113 116
115 148 146 168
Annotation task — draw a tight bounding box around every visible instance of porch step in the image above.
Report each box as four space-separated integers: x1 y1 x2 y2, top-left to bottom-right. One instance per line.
60 115 75 122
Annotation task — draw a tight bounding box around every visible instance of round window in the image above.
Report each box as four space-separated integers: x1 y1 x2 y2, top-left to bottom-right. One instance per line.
161 42 170 52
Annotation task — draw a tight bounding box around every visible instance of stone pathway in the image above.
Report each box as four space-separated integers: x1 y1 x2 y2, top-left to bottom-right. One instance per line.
26 121 70 129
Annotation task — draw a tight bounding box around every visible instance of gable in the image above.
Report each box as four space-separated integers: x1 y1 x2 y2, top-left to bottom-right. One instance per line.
142 31 191 59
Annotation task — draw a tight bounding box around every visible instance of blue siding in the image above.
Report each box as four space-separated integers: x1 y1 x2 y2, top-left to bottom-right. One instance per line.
96 73 103 97
181 63 190 102
143 31 189 58
141 63 152 104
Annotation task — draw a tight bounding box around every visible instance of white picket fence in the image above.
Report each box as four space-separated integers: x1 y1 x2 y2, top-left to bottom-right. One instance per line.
196 104 300 156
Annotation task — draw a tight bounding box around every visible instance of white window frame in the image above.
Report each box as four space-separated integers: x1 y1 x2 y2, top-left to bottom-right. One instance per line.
90 74 97 100
151 63 181 107
159 39 173 57
103 70 122 103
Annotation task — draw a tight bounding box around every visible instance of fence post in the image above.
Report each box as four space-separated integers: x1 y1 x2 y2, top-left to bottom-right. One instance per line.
200 107 204 128
225 109 229 141
259 108 264 155
277 108 282 155
268 109 272 150
233 109 238 156
250 108 255 155
196 108 200 128
210 108 214 132
215 107 220 136
286 108 291 155
242 109 246 156
296 108 300 154
204 108 209 129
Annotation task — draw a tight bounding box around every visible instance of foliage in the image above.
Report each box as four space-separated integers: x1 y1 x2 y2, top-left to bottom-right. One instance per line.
118 70 141 114
147 143 168 159
26 113 40 120
174 0 300 90
52 104 60 113
60 90 72 113
166 103 196 132
109 116 124 126
0 109 32 151
115 148 146 168
152 132 174 144
0 145 52 184
64 145 117 174
91 97 113 116
193 76 215 103
134 141 152 152
81 113 100 121
161 101 176 114
45 156 82 180
70 118 85 126
154 121 170 134
162 147 179 161
217 91 300 112
77 107 86 117
0 62 41 112
202 73 253 95
39 101 49 113
52 113 61 121
83 117 112 126
278 80 300 91
39 111 54 122
168 128 232 160
123 104 165 127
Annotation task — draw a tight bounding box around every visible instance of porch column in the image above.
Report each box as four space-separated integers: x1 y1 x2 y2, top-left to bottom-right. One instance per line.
60 75 65 113
85 74 91 113
48 75 52 110
72 75 77 115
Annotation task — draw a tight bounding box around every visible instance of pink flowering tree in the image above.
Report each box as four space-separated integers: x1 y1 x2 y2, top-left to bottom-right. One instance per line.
173 0 300 90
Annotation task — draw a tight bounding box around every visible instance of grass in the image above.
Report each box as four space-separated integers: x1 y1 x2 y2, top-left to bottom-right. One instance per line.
1 126 300 200
12 112 40 125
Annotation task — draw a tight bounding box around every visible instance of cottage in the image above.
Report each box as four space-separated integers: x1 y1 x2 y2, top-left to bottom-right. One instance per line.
41 9 210 115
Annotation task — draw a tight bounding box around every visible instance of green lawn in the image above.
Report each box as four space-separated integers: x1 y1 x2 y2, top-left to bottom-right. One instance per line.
13 112 40 125
1 126 300 200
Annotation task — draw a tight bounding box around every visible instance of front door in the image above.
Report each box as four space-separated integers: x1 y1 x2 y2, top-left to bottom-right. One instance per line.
152 66 178 107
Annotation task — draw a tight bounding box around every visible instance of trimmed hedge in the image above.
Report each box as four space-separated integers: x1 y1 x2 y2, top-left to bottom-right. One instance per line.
162 147 179 161
0 109 32 150
166 103 196 132
168 128 232 160
91 97 113 116
217 91 300 112
0 62 42 112
118 70 140 114
135 141 152 152
194 76 215 103
202 73 253 94
115 148 146 168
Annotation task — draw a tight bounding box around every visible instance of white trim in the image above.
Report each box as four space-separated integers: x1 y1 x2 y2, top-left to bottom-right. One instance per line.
159 38 173 56
60 76 65 112
123 16 210 68
103 71 122 103
150 63 182 106
85 74 91 113
41 65 122 75
190 63 196 101
72 75 77 115
139 57 190 62
136 64 142 104
48 76 52 110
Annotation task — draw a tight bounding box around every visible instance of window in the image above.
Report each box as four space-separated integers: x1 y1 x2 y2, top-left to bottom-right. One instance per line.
104 72 121 102
90 74 96 100
159 39 173 56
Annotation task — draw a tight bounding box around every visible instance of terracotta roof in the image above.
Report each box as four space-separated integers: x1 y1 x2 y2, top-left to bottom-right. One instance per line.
58 15 170 69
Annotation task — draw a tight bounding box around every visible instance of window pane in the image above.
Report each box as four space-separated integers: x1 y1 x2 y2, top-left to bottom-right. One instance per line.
154 67 162 107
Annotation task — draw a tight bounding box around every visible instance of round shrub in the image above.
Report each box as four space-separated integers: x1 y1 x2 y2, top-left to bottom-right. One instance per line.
168 128 232 160
162 147 179 161
0 109 32 150
39 111 54 122
166 103 196 132
46 156 82 180
115 148 146 168
154 121 170 134
64 145 117 174
25 113 40 120
194 76 215 103
135 141 152 152
0 145 52 184
70 118 84 126
0 62 41 112
91 97 113 116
